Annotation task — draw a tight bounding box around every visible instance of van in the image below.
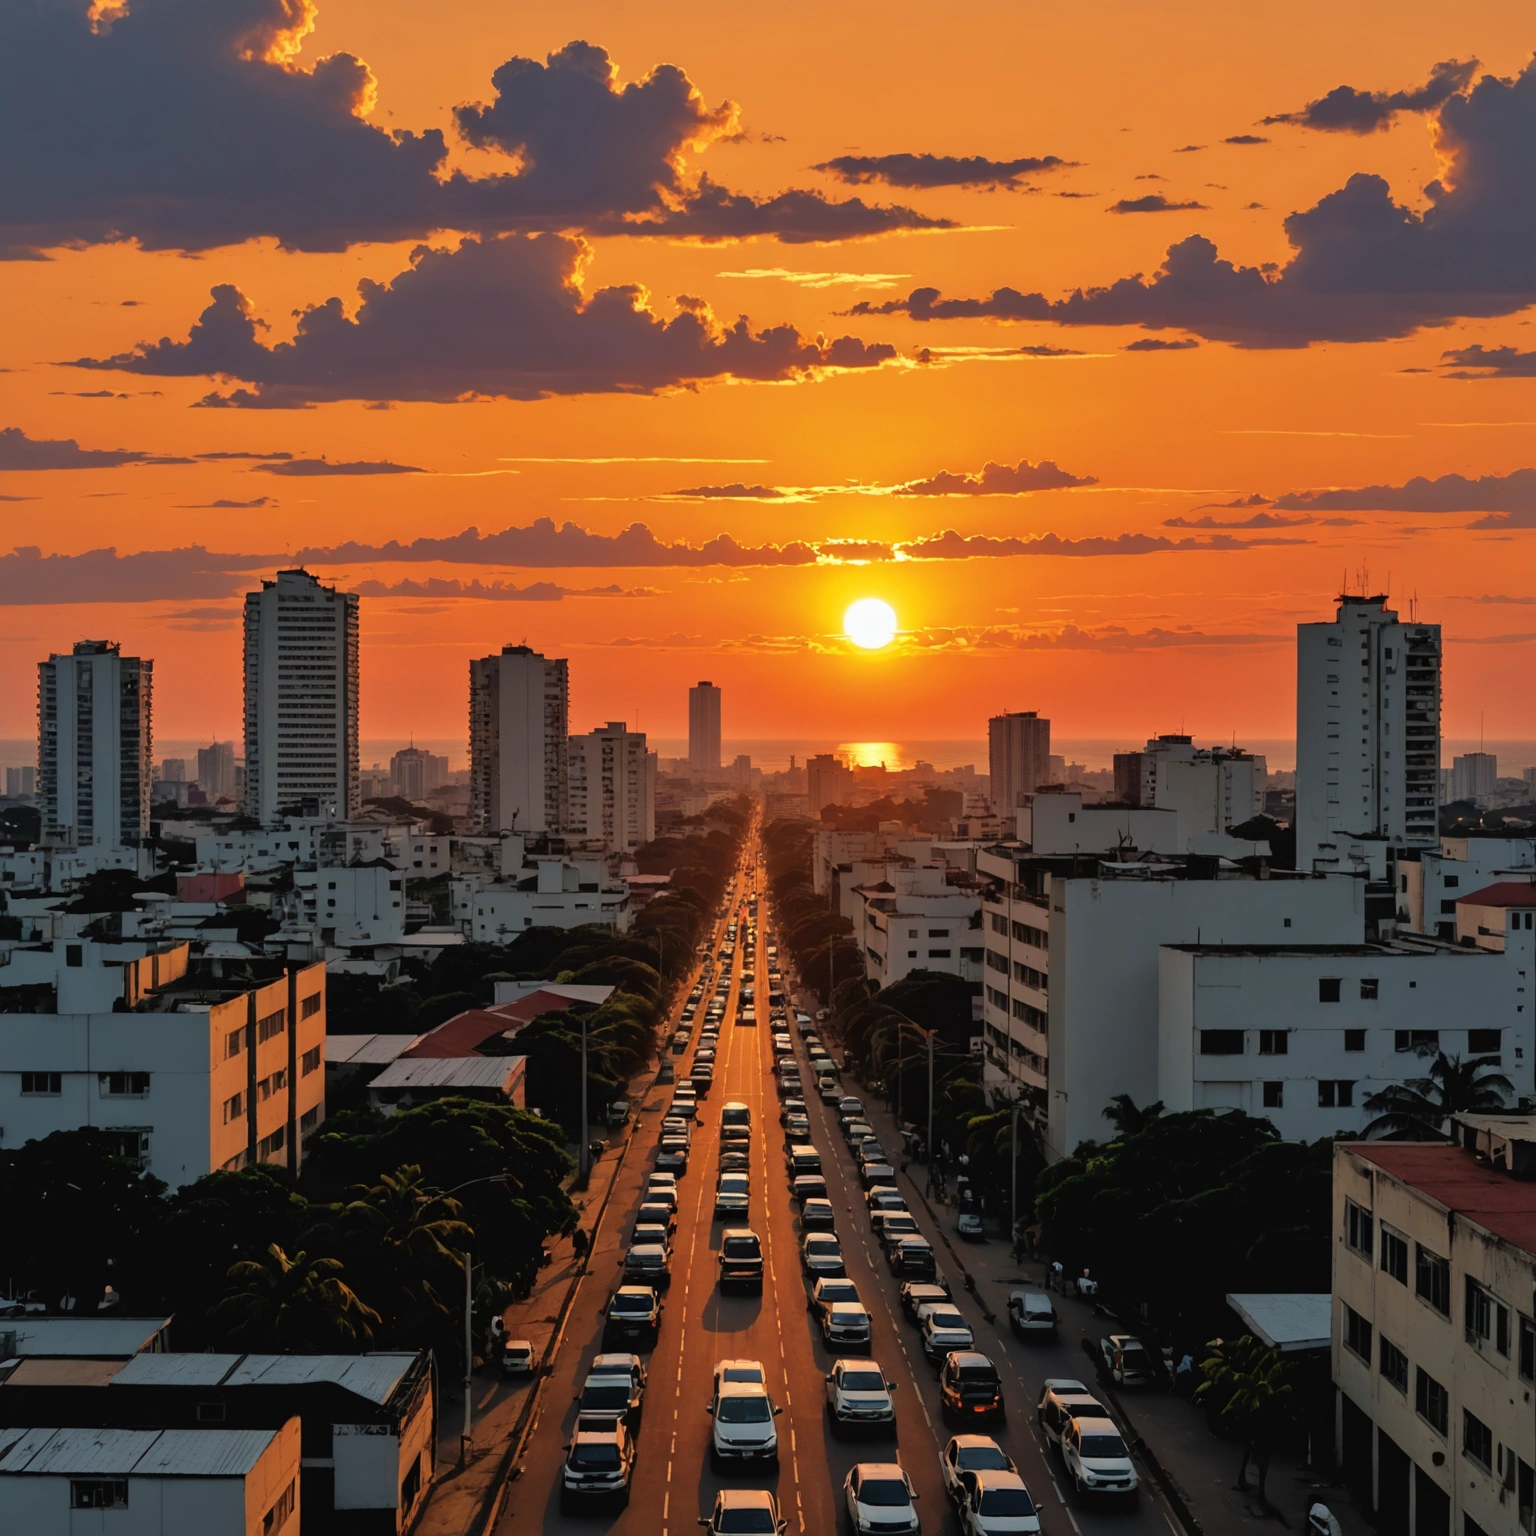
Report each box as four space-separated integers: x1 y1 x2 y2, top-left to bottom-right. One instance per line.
720 1102 751 1130
1008 1290 1058 1338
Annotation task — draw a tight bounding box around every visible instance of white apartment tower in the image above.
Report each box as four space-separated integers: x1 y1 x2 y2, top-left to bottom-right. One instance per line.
243 569 360 824
38 640 153 846
989 711 1051 811
469 645 569 834
196 740 238 801
1296 595 1440 872
689 681 722 773
566 722 654 852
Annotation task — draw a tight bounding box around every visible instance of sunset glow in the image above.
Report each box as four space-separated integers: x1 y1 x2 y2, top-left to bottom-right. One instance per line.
844 599 899 651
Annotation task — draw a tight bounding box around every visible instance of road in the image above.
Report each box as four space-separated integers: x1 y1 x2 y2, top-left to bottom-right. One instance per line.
498 818 1180 1536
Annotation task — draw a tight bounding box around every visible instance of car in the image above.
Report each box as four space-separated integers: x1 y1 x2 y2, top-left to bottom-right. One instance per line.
800 1196 837 1231
1100 1334 1158 1386
1060 1416 1139 1499
779 1099 808 1124
1037 1380 1109 1450
718 1228 764 1292
801 1232 844 1276
888 1236 937 1278
820 1301 873 1351
956 1469 1042 1535
957 1210 985 1240
838 1096 865 1117
782 1117 812 1144
819 1081 843 1105
1007 1290 1057 1339
499 1337 535 1377
561 1421 635 1507
635 1201 677 1236
808 1276 860 1314
786 1145 823 1177
874 1210 919 1245
792 1174 828 1207
708 1380 782 1467
900 1281 951 1324
720 1149 752 1174
939 1351 1005 1424
860 1162 896 1191
856 1138 887 1164
589 1352 646 1391
574 1366 645 1430
716 1173 751 1218
772 1037 793 1058
841 1113 872 1139
697 1487 787 1534
866 1185 905 1213
921 1303 975 1363
712 1358 766 1395
692 1068 715 1096
655 1146 688 1176
661 1116 691 1141
622 1243 671 1290
824 1359 898 1433
603 1285 663 1348
843 1462 919 1536
940 1435 1017 1502
721 1124 752 1149
670 1095 698 1122
670 1030 690 1055
643 1185 678 1214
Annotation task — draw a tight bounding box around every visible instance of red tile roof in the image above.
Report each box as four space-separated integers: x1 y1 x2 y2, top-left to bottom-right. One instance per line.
1457 881 1536 908
403 987 587 1058
1348 1142 1536 1257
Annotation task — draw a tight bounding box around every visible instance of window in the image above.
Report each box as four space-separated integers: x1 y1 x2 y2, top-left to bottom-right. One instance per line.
1416 1244 1451 1316
1469 1029 1501 1055
986 950 1008 974
300 993 322 1020
226 1027 246 1059
1262 1081 1284 1108
1344 1303 1372 1361
300 1105 320 1133
21 1071 61 1095
1344 1029 1366 1052
1415 1367 1449 1434
256 1008 287 1043
928 929 949 939
1318 1080 1355 1108
1258 1030 1289 1055
1463 1409 1494 1472
928 949 952 959
71 1479 128 1510
1200 1030 1245 1055
1380 1227 1409 1285
256 1126 287 1159
1319 978 1342 1003
196 1400 226 1423
1359 978 1379 1000
990 913 1007 935
1379 1337 1408 1393
301 1046 321 1076
1521 1314 1535 1382
1011 920 1048 950
223 1092 243 1124
1444 875 1460 889
263 1479 296 1535
65 943 83 968
401 1453 424 1511
1395 1030 1439 1053
1345 1200 1373 1259
99 1071 149 1097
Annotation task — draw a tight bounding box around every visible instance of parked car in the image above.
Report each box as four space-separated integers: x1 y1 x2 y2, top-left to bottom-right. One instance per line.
631 1222 671 1250
860 1162 896 1191
603 1286 663 1348
1007 1290 1057 1339
900 1280 951 1323
1060 1415 1139 1500
720 1150 751 1175
843 1463 919 1536
716 1173 751 1218
938 1352 1005 1425
875 1211 920 1247
499 1338 535 1377
1036 1380 1108 1451
802 1232 845 1277
887 1237 937 1279
955 1469 1041 1535
957 1209 985 1240
574 1366 644 1430
866 1185 905 1214
820 1301 873 1352
782 1116 812 1144
785 1145 822 1177
1099 1334 1158 1386
808 1276 860 1314
920 1304 975 1364
635 1201 677 1236
698 1488 786 1534
560 1421 635 1508
708 1381 782 1467
656 1144 689 1176
838 1096 865 1118
622 1243 671 1290
939 1435 1017 1502
792 1174 829 1207
824 1359 898 1434
718 1228 764 1292
800 1197 836 1231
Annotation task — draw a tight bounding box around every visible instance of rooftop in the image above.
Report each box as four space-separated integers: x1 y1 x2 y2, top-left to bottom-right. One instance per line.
0 1424 281 1478
2 1318 171 1359
369 1055 525 1092
1347 1142 1536 1257
1458 881 1536 908
1225 1293 1331 1352
112 1351 421 1405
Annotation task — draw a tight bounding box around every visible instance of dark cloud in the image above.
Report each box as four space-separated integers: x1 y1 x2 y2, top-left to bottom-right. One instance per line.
1 15 937 257
253 458 425 477
1272 468 1536 528
897 529 1306 557
1018 344 1084 357
1124 336 1199 350
811 153 1070 190
1225 134 1270 145
351 577 654 600
1107 195 1207 213
178 496 278 509
899 458 1098 496
0 425 183 470
1262 58 1477 133
195 450 293 461
1452 593 1536 606
1173 145 1205 154
669 483 785 498
1438 344 1536 379
1011 623 1284 650
50 389 127 399
1164 511 1309 528
72 233 898 405
0 543 275 604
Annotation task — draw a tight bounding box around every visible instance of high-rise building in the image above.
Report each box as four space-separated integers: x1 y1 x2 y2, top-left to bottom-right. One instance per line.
196 740 238 801
1109 735 1265 849
5 765 36 799
390 745 450 802
158 757 190 785
469 645 568 834
806 753 853 815
243 569 360 825
566 722 654 851
688 681 722 773
1296 594 1441 871
988 711 1051 811
1451 752 1498 805
38 640 153 847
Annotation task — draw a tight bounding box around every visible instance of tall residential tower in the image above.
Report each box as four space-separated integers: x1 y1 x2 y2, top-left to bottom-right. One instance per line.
469 645 569 834
988 710 1051 812
688 681 722 773
566 722 654 852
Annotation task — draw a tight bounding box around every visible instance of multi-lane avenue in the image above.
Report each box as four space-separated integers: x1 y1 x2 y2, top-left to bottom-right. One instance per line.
496 814 1182 1536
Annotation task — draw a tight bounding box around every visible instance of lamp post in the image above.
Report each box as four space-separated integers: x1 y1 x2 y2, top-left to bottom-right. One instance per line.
578 1011 590 1184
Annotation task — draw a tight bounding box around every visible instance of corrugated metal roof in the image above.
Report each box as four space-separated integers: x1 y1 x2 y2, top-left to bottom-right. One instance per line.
0 1425 280 1478
16 1427 162 1475
326 1033 423 1065
111 1354 243 1388
222 1353 417 1404
133 1427 279 1477
8 1318 171 1357
370 1055 523 1091
0 1428 56 1473
4 1359 126 1388
1225 1293 1332 1352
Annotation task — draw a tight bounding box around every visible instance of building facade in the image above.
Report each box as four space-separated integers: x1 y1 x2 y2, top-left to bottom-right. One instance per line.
1111 735 1266 850
1451 752 1499 806
389 745 449 801
468 645 568 835
988 711 1051 811
688 681 722 773
1296 595 1441 873
565 723 654 851
38 640 153 847
196 740 237 802
243 569 360 825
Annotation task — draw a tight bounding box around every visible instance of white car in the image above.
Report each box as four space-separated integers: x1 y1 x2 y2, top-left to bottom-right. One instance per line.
715 1173 750 1217
956 1470 1041 1535
843 1462 919 1535
1060 1416 1139 1499
820 1301 872 1351
939 1435 1016 1502
824 1359 897 1431
708 1381 781 1466
921 1304 975 1363
713 1358 766 1395
699 1488 787 1535
802 1232 844 1276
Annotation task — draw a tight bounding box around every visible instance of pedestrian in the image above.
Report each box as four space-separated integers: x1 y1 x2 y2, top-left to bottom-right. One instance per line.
571 1227 590 1261
1174 1352 1194 1395
1050 1259 1064 1294
487 1313 505 1359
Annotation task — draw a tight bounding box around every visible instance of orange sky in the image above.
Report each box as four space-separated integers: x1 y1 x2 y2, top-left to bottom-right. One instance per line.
4 0 1536 760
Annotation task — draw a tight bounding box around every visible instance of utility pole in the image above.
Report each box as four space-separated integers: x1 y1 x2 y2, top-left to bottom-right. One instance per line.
460 1248 473 1467
1009 1100 1019 1252
927 1031 935 1181
578 1013 590 1182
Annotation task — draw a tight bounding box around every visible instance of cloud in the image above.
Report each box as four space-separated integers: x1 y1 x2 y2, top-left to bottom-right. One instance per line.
668 483 786 499
812 153 1070 190
1173 145 1205 154
73 233 898 405
895 530 1307 558
899 458 1098 496
1009 623 1285 650
1272 469 1536 524
1107 194 1206 213
252 457 425 476
0 425 181 470
1438 344 1536 379
1018 344 1084 357
850 58 1536 347
351 577 655 600
1224 134 1269 145
1451 593 1536 605
194 450 293 461
177 496 277 509
1124 336 1199 350
1164 510 1310 528
0 544 275 604
1262 58 1477 133
716 268 910 289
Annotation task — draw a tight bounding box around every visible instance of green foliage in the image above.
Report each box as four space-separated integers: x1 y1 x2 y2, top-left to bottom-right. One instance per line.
211 1245 381 1353
1363 1050 1514 1138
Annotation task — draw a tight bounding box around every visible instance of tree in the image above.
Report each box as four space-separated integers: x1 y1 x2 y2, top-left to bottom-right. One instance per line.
211 1245 380 1353
1362 1050 1514 1139
1194 1335 1292 1505
1104 1094 1164 1138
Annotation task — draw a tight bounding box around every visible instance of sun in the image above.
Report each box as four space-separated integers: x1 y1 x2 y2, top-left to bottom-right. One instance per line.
844 597 898 650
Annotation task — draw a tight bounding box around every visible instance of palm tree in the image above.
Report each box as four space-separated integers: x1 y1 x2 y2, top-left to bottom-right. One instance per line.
1103 1094 1164 1138
213 1244 379 1353
1194 1334 1292 1506
1362 1051 1513 1139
